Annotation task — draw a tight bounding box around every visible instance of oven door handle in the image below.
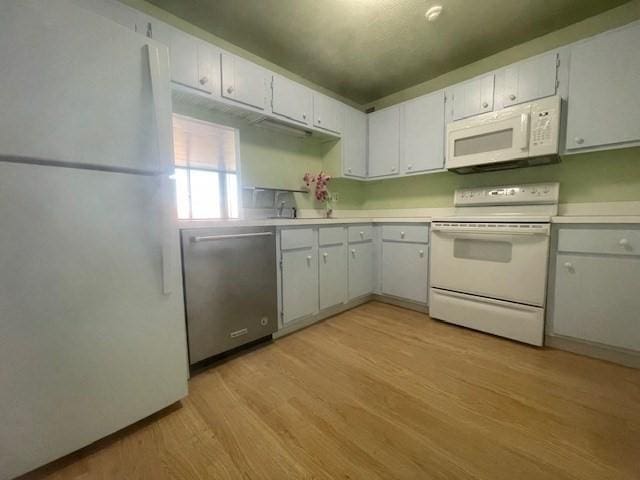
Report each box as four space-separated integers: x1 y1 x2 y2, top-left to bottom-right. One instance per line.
432 229 549 239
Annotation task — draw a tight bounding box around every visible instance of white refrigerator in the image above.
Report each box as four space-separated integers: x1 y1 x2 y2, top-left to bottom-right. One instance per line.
0 2 189 478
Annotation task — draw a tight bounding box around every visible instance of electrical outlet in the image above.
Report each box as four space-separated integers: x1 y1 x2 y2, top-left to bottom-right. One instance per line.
331 192 339 203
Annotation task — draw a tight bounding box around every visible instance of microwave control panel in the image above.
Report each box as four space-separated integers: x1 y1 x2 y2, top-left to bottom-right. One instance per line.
455 182 560 206
529 95 561 156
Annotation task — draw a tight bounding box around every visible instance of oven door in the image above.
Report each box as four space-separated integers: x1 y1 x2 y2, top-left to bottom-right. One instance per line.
446 109 530 169
430 222 550 306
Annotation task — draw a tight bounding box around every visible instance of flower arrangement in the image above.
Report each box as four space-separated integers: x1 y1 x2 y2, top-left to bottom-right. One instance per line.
303 171 333 217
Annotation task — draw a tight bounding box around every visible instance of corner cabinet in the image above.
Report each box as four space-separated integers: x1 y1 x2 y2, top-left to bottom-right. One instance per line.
380 224 429 304
400 90 445 174
565 22 640 152
348 225 375 300
549 225 640 353
341 106 367 178
368 106 400 178
279 228 319 325
318 227 348 310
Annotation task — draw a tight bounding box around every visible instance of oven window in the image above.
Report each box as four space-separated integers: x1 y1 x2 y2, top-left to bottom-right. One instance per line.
454 129 514 157
453 239 512 263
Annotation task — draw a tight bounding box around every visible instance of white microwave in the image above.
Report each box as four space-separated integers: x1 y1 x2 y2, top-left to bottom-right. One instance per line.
446 95 561 174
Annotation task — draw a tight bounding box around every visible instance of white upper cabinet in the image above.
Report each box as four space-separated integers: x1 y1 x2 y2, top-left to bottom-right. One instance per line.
313 94 342 133
271 75 313 125
565 23 640 151
154 25 219 95
368 106 400 177
451 74 494 120
400 90 445 174
500 52 558 108
221 53 267 110
342 106 367 178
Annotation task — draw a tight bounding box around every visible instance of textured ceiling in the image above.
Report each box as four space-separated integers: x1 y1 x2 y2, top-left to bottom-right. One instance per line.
147 0 629 104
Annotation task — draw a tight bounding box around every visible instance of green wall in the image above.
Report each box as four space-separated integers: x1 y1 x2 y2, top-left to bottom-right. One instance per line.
140 0 640 212
353 0 640 210
362 149 640 209
173 101 365 210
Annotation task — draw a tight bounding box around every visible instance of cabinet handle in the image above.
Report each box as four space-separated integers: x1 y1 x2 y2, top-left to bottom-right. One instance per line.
348 168 352 173
351 249 356 256
323 252 329 258
226 86 234 94
302 113 307 120
419 250 424 257
619 238 629 246
508 94 516 101
575 137 584 145
482 102 489 108
306 255 312 262
199 76 208 85
391 167 396 172
400 231 405 238
407 164 413 170
318 118 322 124
563 262 573 269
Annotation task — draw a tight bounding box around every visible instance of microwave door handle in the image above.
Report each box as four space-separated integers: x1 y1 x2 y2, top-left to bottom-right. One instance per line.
518 113 530 150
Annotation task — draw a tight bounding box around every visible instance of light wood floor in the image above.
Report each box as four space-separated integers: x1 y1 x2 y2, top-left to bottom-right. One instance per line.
20 302 640 480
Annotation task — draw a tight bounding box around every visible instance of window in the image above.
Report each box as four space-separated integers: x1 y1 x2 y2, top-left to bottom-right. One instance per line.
172 114 240 219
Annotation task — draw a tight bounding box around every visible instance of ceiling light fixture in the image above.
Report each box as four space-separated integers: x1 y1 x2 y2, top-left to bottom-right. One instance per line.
425 5 443 22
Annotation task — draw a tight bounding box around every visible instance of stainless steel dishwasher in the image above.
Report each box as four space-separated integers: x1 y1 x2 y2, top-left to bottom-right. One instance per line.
181 226 278 365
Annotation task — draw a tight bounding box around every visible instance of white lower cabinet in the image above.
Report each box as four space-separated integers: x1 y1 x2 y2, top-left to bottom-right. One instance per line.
280 229 318 325
348 240 375 300
382 242 428 304
319 243 348 309
550 226 640 351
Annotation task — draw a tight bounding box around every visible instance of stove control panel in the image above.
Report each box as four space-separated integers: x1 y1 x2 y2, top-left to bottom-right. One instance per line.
454 182 559 206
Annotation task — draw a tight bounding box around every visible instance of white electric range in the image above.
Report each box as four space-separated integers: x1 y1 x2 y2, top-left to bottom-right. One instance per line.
429 182 560 346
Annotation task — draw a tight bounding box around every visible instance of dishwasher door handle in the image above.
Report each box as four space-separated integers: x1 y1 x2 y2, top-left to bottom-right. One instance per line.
191 232 274 243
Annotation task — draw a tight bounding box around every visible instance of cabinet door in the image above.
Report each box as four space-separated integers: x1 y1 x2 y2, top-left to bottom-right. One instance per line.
348 241 374 300
342 106 367 178
281 248 319 324
194 43 219 95
502 52 557 108
319 244 348 309
368 106 400 177
381 242 428 303
400 90 445 174
565 24 640 150
162 27 199 90
452 74 494 120
313 94 342 133
272 75 312 125
221 53 266 110
553 253 640 351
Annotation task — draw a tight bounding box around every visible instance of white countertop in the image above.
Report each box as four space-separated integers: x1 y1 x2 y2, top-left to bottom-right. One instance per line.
179 215 640 229
178 217 432 229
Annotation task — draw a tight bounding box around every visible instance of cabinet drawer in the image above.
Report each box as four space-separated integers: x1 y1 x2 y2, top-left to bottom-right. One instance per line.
558 228 640 256
281 228 315 250
319 226 346 246
381 224 429 244
348 225 373 243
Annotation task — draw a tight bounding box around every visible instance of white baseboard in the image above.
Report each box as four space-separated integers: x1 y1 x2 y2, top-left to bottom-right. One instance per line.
545 335 640 368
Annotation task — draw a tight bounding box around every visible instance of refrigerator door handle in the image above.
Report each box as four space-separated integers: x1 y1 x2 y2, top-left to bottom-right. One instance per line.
146 44 176 295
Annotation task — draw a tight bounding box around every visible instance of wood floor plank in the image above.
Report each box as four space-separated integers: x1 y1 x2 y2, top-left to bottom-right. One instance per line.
18 302 640 480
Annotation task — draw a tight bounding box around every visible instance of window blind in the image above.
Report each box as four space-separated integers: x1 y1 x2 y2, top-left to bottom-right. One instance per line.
172 114 237 173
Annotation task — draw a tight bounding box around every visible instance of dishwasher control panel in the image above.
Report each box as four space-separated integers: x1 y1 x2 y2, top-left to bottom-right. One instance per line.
454 182 559 206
